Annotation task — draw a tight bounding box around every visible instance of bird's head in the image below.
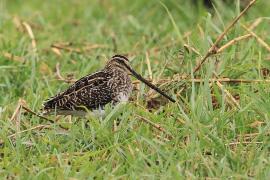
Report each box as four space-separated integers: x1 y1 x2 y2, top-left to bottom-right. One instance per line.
105 54 176 103
105 54 131 73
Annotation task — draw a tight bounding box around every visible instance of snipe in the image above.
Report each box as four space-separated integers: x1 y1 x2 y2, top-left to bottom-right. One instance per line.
42 55 175 116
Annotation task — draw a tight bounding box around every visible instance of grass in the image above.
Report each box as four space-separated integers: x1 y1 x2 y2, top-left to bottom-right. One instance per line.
1 0 270 179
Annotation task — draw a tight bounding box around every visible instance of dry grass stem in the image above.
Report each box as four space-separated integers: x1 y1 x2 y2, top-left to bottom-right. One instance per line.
22 22 37 52
215 80 240 109
51 44 81 53
248 17 263 30
135 115 172 139
3 52 25 63
51 43 107 54
83 44 108 51
242 24 270 52
213 72 240 109
183 44 202 56
21 106 69 130
55 63 76 83
8 124 51 138
133 77 270 85
192 0 257 74
217 34 252 53
22 106 55 124
237 131 270 140
51 47 62 56
10 98 27 131
226 141 263 146
145 51 153 80
12 16 24 32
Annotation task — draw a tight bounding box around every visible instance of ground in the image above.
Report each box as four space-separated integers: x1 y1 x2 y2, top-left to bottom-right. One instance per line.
1 0 270 179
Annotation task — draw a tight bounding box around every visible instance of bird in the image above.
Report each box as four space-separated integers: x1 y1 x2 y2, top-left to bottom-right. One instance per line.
42 55 175 116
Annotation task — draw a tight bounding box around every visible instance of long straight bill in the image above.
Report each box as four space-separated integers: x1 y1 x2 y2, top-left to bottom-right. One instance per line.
123 63 176 103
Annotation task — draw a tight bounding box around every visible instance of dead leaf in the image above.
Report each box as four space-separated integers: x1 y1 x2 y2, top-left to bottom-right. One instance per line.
51 47 62 56
250 120 265 128
39 62 51 75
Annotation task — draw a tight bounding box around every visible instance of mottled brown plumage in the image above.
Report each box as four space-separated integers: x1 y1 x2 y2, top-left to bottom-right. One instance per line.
42 55 175 116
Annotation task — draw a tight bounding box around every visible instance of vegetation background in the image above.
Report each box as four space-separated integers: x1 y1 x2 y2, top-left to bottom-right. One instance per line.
0 0 270 179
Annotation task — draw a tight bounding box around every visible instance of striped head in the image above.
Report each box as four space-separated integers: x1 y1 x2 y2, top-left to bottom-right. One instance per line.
105 55 131 73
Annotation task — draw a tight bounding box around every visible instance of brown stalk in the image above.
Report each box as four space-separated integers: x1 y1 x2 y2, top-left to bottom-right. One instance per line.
248 17 263 30
12 16 24 32
22 106 55 124
8 124 51 138
215 79 240 109
3 52 25 63
183 44 202 56
145 51 153 80
242 24 270 52
83 44 108 51
51 47 62 56
22 22 37 52
55 63 76 83
51 44 81 53
237 131 270 139
216 34 252 53
135 115 173 139
192 0 257 74
133 78 270 85
10 99 27 132
51 43 107 54
226 141 263 146
22 106 69 130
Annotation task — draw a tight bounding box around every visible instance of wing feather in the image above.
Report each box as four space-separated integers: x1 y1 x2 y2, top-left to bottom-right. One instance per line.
43 71 113 111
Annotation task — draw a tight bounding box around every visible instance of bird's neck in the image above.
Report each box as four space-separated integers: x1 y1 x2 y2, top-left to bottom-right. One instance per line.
104 64 129 75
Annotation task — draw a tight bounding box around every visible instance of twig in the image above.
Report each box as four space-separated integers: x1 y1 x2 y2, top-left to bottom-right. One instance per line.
237 131 270 139
207 78 270 83
8 124 51 138
242 24 270 52
215 79 240 109
193 0 257 74
135 115 173 139
226 141 263 146
10 98 27 131
22 106 54 124
135 115 164 132
213 72 240 109
216 34 252 53
133 77 270 85
22 106 69 130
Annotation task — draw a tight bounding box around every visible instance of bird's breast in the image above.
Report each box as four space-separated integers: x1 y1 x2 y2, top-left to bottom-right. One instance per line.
107 72 133 103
